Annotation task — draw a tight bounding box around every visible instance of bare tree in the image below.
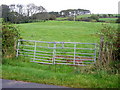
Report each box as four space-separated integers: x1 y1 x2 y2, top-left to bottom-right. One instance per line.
9 4 15 12
27 3 38 16
38 6 46 13
17 4 23 15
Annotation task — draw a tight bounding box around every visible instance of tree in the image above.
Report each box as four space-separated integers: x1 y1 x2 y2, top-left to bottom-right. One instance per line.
108 14 113 18
49 14 56 20
8 11 24 24
1 4 22 23
116 17 120 23
27 3 39 16
17 4 23 15
38 6 46 13
90 15 99 21
1 5 10 22
1 4 48 23
32 12 49 21
102 14 108 18
49 11 60 17
9 4 15 12
27 3 34 16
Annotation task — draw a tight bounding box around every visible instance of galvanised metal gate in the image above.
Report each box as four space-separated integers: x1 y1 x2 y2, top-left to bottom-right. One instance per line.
17 39 97 66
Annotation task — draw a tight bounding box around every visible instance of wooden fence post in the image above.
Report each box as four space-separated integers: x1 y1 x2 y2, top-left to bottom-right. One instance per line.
98 35 104 61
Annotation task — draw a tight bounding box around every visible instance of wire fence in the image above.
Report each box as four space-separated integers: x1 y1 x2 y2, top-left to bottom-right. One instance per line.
17 39 97 66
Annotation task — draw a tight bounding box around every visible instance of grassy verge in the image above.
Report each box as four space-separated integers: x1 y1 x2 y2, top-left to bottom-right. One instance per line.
2 57 119 88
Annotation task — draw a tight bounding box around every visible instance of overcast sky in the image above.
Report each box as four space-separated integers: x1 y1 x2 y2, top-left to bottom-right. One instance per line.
0 0 119 14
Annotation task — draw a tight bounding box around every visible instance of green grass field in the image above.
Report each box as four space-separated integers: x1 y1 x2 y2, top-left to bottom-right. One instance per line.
76 14 92 18
17 21 117 43
99 18 117 21
56 17 68 20
99 18 117 23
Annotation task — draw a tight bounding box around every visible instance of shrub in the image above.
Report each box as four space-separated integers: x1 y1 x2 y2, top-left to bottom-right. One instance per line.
97 24 120 72
76 17 92 22
67 17 74 21
116 17 120 23
49 14 56 20
102 14 108 18
90 15 99 21
2 22 21 58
